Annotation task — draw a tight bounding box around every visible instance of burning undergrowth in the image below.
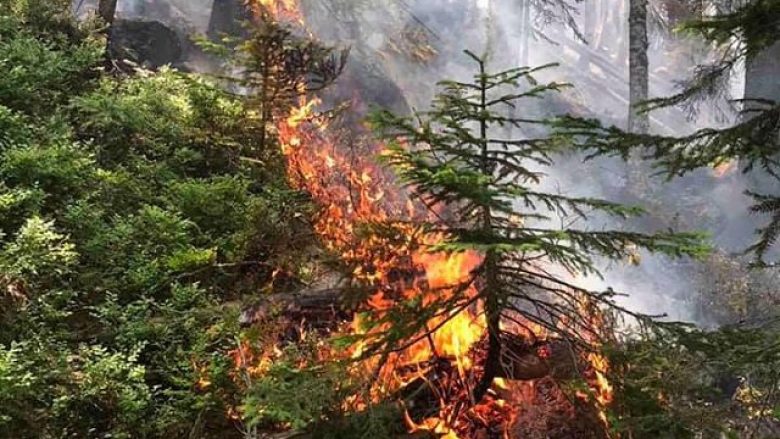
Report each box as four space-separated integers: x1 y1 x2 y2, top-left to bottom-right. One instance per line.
265 77 614 439
233 1 635 437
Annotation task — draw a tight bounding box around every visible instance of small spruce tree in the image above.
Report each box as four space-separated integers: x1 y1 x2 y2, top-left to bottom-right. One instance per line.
369 51 707 401
202 10 348 151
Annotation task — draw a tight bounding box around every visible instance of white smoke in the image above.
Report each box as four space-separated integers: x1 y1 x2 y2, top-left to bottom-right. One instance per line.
295 0 762 324
96 0 768 325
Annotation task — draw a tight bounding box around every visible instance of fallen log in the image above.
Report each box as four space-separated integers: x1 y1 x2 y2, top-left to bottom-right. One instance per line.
239 288 352 328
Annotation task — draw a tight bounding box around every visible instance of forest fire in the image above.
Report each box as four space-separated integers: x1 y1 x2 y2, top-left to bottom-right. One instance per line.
712 159 738 178
249 1 616 437
9 1 780 438
273 95 615 438
250 0 303 24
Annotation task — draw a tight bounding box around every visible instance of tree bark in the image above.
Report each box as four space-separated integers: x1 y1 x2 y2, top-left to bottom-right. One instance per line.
626 0 649 196
628 0 649 134
97 0 118 65
98 0 118 27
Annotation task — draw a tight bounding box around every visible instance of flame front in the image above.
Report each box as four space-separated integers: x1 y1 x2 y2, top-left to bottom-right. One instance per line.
240 2 616 437
276 92 615 439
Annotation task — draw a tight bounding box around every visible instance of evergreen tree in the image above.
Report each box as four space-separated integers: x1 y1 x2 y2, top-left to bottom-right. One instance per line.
369 51 707 402
203 8 348 151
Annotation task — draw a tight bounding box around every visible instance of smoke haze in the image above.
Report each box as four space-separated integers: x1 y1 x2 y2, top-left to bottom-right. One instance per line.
84 0 773 325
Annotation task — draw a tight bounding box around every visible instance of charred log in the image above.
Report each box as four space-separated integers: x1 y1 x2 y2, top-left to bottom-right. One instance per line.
239 288 352 329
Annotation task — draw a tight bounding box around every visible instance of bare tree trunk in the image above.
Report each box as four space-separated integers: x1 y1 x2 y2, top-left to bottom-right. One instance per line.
98 0 118 65
519 0 531 66
628 0 649 133
98 0 118 27
627 0 649 196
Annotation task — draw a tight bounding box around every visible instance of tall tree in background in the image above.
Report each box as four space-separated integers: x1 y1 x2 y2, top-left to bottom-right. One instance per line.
563 0 780 265
97 0 118 63
204 9 347 151
97 0 117 26
628 0 649 134
370 50 706 403
626 0 650 194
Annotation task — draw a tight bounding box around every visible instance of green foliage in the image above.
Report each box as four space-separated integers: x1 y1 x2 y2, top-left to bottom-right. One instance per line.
0 0 101 115
0 342 38 427
608 321 780 438
243 356 351 430
2 140 97 202
0 105 30 149
0 2 320 438
168 176 253 242
0 216 77 287
52 344 153 438
202 15 348 153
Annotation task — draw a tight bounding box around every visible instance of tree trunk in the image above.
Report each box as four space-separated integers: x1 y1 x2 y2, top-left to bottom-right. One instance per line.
98 0 118 27
98 0 118 65
626 0 649 196
472 55 501 404
745 42 780 105
628 0 649 134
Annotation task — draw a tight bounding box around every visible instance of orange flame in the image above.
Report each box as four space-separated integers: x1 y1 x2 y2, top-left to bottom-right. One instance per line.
712 159 738 178
240 2 616 436
275 88 615 439
249 0 304 24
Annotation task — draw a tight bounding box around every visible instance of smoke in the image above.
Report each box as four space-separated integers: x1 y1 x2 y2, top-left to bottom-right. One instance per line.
73 0 213 31
95 0 769 325
294 0 764 324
